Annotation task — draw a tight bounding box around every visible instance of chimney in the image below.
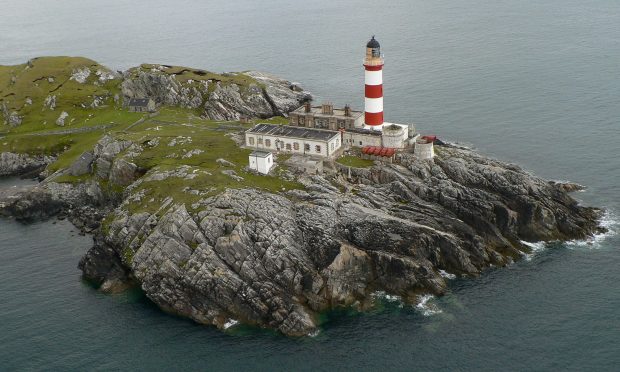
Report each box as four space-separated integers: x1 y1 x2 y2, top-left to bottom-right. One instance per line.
322 102 333 115
344 104 352 117
304 101 311 113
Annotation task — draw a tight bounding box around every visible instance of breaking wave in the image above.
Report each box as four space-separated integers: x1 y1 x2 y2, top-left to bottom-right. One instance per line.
371 290 403 303
566 209 618 249
415 294 443 316
439 269 456 279
520 240 546 261
223 319 239 330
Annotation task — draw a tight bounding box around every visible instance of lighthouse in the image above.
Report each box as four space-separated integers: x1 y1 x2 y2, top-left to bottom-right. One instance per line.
364 36 384 127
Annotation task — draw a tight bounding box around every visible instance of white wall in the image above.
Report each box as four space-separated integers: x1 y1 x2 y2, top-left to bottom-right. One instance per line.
245 132 340 158
249 153 273 174
414 142 434 159
343 132 382 148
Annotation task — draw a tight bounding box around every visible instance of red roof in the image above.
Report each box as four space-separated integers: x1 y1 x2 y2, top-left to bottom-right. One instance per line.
361 146 395 158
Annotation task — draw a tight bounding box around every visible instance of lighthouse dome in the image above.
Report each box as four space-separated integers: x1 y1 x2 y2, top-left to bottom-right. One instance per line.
366 36 380 48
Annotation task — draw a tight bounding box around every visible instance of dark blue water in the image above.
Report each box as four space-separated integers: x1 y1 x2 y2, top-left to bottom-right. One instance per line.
1 0 619 370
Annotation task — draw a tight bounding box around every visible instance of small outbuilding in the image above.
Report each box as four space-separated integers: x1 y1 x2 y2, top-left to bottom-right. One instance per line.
414 137 435 159
248 150 274 174
127 98 157 113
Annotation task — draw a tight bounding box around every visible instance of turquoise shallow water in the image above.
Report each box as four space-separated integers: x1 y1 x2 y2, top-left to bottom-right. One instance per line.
1 0 619 370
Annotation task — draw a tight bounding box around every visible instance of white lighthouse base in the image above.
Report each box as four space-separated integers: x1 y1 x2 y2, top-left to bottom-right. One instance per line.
355 122 414 149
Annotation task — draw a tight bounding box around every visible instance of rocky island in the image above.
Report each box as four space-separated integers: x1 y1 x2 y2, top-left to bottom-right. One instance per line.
0 57 605 336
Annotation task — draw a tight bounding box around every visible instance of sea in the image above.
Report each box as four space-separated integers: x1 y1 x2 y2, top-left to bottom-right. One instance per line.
1 0 619 370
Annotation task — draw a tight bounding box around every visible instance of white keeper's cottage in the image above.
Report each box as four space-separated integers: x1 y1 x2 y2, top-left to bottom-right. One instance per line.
245 123 342 158
248 150 274 174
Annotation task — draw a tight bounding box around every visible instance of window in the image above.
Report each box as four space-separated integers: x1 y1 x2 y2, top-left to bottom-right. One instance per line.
315 145 321 153
257 138 263 145
330 143 335 151
293 142 299 150
337 119 345 128
299 117 305 125
304 143 310 152
286 143 291 150
248 137 255 145
359 141 363 146
336 139 340 147
265 139 271 147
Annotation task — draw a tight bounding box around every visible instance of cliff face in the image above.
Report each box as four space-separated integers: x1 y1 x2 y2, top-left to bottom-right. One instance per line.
121 65 311 120
73 145 602 336
0 152 55 177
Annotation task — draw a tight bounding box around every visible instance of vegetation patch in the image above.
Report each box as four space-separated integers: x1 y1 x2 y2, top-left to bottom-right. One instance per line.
336 155 374 168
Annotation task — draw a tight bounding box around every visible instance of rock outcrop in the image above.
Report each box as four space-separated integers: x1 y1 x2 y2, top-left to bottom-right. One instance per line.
121 67 311 120
75 145 604 336
1 180 106 228
0 152 55 177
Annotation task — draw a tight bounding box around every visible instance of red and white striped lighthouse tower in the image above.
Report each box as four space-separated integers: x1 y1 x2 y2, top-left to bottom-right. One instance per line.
364 36 384 127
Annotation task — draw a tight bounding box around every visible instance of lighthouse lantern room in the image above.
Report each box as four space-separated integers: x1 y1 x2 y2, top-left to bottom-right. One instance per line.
364 36 385 127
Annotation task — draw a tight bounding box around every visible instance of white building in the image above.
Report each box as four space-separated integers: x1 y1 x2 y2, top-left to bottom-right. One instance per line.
341 123 414 149
245 123 342 158
342 128 383 148
248 150 274 174
414 138 435 159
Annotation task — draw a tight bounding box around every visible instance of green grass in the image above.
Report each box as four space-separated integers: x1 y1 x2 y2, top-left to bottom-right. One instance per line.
1 57 122 134
0 109 145 169
107 108 303 213
336 155 374 168
2 58 303 212
255 116 289 125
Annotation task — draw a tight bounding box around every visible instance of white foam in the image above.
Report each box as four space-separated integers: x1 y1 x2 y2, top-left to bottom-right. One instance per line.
223 319 239 330
566 209 618 249
520 240 546 261
439 269 456 279
307 329 320 338
415 294 443 316
371 291 402 303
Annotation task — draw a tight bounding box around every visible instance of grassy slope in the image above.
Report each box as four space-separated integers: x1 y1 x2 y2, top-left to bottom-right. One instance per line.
336 155 374 168
0 57 309 214
0 56 130 135
115 108 301 213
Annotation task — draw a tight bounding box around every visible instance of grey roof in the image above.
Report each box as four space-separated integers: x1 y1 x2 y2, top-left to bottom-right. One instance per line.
367 36 380 48
128 98 151 107
247 124 340 141
250 150 272 158
346 128 383 136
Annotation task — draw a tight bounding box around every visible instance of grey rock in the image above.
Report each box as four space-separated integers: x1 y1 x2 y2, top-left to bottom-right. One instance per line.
77 144 604 336
7 111 22 127
109 158 139 186
43 95 56 110
245 71 312 115
93 135 133 180
216 158 235 167
120 68 311 120
0 152 55 177
1 103 23 127
69 151 94 176
221 169 244 181
56 111 69 126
